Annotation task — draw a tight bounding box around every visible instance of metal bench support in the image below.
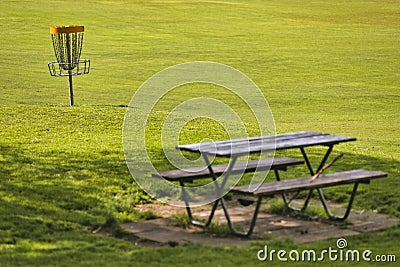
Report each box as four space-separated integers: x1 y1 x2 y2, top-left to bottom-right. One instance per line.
179 155 238 228
317 183 360 221
228 181 363 237
225 197 263 237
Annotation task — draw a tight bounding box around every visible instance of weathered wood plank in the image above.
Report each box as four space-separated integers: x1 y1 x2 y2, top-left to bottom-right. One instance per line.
176 131 317 152
232 170 387 196
176 131 356 157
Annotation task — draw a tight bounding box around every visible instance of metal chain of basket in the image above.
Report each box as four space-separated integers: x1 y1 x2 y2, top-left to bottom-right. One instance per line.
51 29 83 71
48 25 90 106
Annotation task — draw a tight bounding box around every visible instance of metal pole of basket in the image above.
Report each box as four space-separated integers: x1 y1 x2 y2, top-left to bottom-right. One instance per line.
48 25 90 106
65 33 74 106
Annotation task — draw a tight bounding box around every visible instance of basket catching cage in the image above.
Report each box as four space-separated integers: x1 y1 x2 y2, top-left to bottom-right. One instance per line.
48 25 90 106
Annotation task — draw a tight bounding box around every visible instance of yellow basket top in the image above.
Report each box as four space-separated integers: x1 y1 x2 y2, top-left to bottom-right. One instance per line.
50 25 84 34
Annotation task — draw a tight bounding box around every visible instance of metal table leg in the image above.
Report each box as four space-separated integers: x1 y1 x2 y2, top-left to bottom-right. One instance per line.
298 145 358 220
300 145 333 211
180 154 238 228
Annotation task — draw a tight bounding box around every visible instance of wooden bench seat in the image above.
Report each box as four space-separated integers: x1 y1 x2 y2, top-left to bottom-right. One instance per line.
232 169 387 196
152 157 304 182
228 169 388 236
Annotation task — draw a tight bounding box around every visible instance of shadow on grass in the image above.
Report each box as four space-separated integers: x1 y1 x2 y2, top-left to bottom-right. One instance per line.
0 144 151 246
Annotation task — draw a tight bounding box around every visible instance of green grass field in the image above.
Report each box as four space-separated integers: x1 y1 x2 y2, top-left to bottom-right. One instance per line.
1 0 399 266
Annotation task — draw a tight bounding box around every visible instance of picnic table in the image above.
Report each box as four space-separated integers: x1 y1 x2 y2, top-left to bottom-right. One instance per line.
153 131 387 236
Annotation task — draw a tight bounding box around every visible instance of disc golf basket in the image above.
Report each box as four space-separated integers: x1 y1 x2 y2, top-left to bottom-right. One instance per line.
48 25 90 106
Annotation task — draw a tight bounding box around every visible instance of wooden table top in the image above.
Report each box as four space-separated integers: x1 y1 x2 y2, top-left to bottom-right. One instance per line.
176 131 356 157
